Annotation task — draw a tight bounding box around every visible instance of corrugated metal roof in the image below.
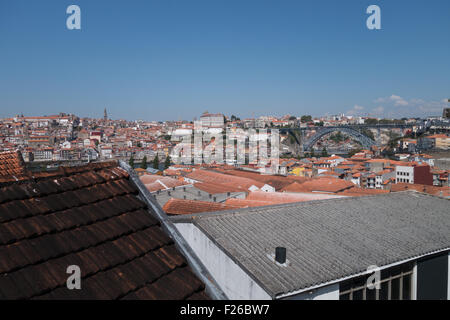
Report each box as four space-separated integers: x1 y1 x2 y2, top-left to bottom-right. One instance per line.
190 192 450 298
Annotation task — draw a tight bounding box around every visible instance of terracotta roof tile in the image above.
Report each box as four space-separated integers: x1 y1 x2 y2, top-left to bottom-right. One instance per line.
0 162 209 300
0 150 28 183
162 198 240 215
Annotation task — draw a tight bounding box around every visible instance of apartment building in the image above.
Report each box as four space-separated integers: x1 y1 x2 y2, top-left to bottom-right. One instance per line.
199 112 225 128
396 163 433 185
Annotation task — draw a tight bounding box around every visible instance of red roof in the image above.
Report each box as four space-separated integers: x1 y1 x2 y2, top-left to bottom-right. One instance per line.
186 169 265 191
194 182 242 194
246 190 343 204
0 150 28 183
162 198 240 215
141 175 187 192
390 183 450 197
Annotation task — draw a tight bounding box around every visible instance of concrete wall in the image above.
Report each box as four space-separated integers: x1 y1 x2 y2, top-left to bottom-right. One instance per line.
175 223 272 300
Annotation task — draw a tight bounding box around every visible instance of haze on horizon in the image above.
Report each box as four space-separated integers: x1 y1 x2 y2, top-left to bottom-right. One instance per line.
1 0 449 121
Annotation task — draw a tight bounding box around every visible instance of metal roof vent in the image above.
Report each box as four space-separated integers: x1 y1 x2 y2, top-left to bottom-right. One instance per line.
275 247 286 264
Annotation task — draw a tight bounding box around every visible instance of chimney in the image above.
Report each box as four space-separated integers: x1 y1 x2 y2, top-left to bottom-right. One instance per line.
275 247 286 264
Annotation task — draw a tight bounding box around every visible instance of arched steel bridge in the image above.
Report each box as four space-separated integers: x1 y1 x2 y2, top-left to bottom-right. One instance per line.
287 126 376 151
302 127 376 152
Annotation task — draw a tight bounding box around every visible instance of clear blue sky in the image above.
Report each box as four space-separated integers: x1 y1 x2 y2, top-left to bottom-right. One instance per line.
1 0 449 121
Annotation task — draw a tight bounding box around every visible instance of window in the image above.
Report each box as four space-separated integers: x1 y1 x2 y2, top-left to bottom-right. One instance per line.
339 262 414 300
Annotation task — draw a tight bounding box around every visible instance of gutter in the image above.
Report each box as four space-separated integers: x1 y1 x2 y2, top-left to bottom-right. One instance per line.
119 161 228 300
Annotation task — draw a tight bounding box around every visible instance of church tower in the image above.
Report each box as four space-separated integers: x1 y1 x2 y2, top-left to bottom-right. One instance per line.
104 108 108 121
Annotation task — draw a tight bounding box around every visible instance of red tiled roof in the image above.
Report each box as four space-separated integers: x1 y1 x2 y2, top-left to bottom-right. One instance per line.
0 162 209 300
390 183 450 197
162 198 240 215
214 168 309 190
297 177 354 193
338 186 390 196
246 190 344 204
194 182 242 194
224 198 275 208
141 175 187 192
0 150 28 183
280 182 309 193
186 169 264 191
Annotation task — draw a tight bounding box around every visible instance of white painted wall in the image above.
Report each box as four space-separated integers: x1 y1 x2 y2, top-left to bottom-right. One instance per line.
283 284 339 300
395 165 414 184
175 223 272 300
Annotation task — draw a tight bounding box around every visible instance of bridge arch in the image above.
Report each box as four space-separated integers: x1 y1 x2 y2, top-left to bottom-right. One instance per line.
302 127 376 151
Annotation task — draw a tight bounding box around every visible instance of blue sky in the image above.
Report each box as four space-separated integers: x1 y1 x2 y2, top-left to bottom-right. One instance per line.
0 0 449 121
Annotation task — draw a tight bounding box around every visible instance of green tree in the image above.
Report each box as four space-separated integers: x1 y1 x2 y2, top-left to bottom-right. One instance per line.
310 149 315 157
321 147 328 157
365 118 379 125
164 155 171 169
141 155 148 169
129 155 135 168
153 154 159 170
301 115 312 123
361 128 375 140
348 148 362 157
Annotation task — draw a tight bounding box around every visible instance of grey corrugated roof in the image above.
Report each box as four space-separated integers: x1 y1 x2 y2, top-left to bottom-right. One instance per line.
189 191 450 298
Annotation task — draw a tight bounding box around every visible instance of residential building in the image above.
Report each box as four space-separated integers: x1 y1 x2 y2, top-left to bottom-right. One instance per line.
172 192 450 300
396 164 433 185
199 112 225 129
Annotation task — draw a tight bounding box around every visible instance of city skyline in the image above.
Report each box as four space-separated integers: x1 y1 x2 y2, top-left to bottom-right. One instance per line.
1 0 450 121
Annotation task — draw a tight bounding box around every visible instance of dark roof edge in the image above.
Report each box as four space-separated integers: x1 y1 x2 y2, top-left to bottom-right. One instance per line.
276 247 450 299
119 161 228 300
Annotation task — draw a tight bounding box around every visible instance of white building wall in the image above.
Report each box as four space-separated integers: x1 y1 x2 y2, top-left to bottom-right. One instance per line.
175 223 271 300
395 165 414 183
283 284 339 300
